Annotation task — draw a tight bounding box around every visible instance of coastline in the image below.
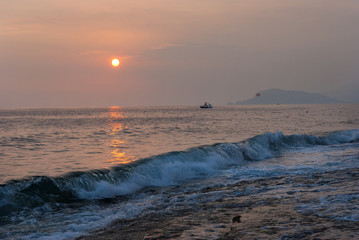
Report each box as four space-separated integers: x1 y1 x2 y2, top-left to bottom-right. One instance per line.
77 168 359 240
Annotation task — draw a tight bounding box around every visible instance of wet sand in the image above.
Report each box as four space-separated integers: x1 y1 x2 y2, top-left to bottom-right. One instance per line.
78 168 359 240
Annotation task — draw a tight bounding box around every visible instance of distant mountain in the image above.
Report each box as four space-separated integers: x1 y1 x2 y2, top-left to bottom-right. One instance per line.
233 89 342 105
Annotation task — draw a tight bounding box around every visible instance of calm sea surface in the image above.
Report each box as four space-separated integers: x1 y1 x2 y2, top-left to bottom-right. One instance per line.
0 104 358 239
1 105 357 183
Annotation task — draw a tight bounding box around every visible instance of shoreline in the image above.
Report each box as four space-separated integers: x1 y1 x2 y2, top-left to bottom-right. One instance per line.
77 168 359 239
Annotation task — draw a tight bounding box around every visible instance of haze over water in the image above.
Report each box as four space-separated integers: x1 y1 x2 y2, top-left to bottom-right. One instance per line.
1 1 359 108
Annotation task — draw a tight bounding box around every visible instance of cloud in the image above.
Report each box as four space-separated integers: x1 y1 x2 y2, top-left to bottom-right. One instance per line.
151 43 183 50
75 50 110 56
1 0 359 107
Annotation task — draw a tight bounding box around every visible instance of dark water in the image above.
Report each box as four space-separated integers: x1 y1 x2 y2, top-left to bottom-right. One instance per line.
0 105 358 239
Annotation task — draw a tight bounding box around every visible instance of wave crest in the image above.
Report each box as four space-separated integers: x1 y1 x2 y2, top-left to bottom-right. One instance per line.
1 129 358 216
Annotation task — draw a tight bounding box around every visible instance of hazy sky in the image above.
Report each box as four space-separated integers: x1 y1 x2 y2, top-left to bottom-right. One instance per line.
1 0 358 108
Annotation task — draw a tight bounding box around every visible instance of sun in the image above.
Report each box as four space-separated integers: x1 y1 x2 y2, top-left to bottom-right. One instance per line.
111 58 120 67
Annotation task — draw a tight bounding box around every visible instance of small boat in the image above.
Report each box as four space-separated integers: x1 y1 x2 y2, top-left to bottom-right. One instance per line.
200 102 213 108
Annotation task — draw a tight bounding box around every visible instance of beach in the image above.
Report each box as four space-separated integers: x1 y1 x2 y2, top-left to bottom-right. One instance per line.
78 168 359 240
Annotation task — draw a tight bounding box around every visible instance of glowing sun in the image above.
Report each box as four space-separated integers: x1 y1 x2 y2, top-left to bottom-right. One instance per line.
111 58 120 67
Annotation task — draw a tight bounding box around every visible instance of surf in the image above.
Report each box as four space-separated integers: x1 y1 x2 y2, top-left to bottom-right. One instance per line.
1 129 358 218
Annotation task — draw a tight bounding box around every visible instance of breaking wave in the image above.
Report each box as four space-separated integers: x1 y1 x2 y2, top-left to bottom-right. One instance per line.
1 129 358 218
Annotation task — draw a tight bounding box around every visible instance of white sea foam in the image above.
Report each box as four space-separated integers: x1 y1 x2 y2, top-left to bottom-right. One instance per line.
63 129 359 200
1 129 359 239
296 193 359 222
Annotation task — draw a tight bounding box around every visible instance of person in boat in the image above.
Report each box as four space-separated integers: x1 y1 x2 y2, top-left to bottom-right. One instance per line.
200 102 212 108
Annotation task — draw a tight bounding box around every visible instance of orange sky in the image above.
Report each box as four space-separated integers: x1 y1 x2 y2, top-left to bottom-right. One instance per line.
1 0 359 107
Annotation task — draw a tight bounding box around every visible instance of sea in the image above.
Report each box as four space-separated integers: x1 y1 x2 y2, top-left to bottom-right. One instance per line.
0 104 358 239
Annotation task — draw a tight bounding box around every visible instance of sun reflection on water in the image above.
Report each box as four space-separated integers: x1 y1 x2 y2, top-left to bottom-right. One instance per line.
106 106 135 164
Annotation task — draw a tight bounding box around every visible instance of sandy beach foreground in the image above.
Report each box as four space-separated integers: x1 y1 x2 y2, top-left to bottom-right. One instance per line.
78 168 359 240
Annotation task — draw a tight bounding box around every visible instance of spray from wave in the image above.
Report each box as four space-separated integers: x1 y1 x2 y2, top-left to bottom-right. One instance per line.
1 129 358 218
